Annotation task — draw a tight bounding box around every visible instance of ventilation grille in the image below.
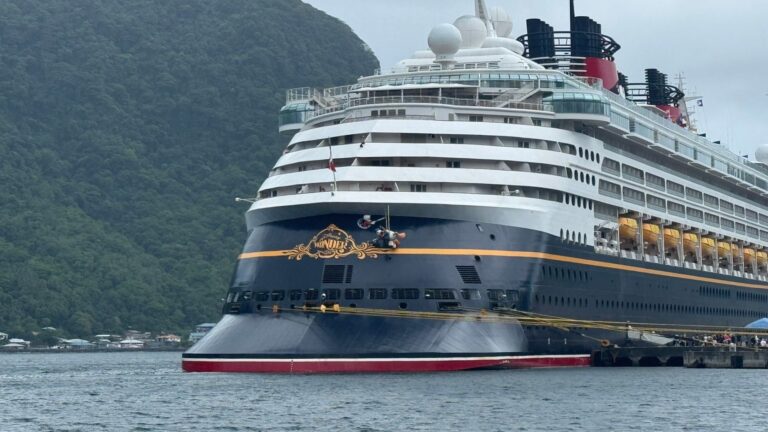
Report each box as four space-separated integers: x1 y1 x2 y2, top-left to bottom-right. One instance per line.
345 265 353 283
456 265 481 284
322 265 354 284
322 265 346 283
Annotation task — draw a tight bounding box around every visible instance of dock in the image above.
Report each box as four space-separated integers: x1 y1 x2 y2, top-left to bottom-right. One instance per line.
592 346 768 369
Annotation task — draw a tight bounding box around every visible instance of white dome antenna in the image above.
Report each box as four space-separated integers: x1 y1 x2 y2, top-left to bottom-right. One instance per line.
428 23 462 68
454 15 487 49
755 145 768 164
488 7 513 37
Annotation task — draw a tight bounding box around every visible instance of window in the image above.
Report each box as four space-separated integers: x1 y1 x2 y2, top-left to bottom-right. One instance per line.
449 136 465 144
504 117 520 124
687 207 704 222
622 186 645 205
345 289 364 300
289 290 303 301
601 158 620 175
667 181 685 197
460 289 481 300
747 226 759 238
722 218 735 231
646 173 665 191
487 289 506 300
255 291 269 302
668 201 685 216
322 289 341 300
305 289 319 301
271 290 285 301
705 213 720 227
410 183 428 192
469 115 484 122
747 209 758 222
392 288 420 299
760 214 768 227
735 222 746 234
735 205 746 218
721 200 734 213
622 164 644 183
703 194 719 209
446 161 461 168
598 179 621 198
517 140 530 148
370 159 391 166
425 289 457 300
647 195 666 212
369 288 388 300
686 187 703 203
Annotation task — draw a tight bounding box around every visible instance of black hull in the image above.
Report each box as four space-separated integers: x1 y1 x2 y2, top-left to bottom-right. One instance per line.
183 214 768 372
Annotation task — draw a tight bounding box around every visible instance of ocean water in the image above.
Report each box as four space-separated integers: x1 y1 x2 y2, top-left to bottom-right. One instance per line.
1 351 767 432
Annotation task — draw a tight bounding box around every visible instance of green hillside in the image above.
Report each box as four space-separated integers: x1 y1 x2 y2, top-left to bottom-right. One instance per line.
0 0 379 339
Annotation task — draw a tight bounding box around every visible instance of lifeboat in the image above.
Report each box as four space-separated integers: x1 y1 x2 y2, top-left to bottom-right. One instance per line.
643 224 660 245
744 247 755 262
757 251 768 266
663 228 680 250
701 237 716 257
717 241 732 257
683 232 699 254
619 217 638 239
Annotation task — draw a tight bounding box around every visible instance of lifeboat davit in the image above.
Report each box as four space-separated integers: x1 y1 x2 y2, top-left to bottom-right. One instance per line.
683 233 699 254
757 251 768 266
717 241 732 257
619 217 638 239
663 228 680 250
701 237 716 257
643 223 660 245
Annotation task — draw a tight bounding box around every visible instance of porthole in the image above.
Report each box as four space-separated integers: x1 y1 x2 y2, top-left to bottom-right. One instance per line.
579 148 583 157
489 234 496 241
474 255 482 262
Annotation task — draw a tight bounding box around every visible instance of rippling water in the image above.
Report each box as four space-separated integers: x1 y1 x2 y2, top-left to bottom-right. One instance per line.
1 351 767 431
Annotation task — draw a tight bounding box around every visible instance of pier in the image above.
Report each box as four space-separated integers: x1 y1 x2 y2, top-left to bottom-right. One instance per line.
592 346 768 368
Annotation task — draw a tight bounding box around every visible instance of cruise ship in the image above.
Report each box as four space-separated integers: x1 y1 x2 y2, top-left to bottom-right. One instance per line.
182 1 768 373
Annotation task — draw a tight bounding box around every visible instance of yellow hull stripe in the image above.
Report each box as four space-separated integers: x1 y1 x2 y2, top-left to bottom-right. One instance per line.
238 248 768 290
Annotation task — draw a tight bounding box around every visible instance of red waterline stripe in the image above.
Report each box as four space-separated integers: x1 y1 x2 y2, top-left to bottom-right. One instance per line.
182 355 591 373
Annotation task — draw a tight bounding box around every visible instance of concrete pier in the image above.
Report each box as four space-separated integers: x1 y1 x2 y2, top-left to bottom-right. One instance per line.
684 350 768 369
592 346 768 368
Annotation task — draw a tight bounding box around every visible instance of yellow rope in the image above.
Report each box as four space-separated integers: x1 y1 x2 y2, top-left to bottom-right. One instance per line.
274 305 768 338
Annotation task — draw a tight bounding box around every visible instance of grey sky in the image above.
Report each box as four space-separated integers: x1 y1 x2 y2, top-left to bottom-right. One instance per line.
303 0 768 158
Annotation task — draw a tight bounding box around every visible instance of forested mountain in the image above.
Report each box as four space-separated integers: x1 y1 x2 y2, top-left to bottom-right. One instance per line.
0 0 379 339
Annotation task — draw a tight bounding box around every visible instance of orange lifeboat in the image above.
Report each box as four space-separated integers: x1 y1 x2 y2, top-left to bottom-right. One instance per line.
757 251 768 266
663 228 680 250
701 237 716 257
744 247 755 262
717 241 732 257
683 233 699 254
643 224 660 245
619 217 638 239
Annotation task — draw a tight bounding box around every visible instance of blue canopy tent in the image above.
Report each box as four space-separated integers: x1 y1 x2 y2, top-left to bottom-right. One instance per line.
745 318 768 329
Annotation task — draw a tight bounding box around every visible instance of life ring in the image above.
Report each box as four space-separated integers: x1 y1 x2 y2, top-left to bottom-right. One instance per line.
600 339 611 348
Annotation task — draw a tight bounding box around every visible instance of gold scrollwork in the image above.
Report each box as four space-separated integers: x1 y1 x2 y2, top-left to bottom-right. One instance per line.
285 224 389 260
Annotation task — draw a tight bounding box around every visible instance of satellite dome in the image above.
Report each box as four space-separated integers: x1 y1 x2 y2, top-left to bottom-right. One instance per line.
428 23 462 57
454 15 487 49
756 145 768 164
488 7 513 37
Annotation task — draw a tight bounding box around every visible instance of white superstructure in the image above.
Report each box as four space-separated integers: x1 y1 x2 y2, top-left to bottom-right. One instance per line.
260 0 768 283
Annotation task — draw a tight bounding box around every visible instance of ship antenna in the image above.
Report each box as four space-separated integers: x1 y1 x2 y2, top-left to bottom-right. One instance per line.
474 0 496 37
570 0 576 28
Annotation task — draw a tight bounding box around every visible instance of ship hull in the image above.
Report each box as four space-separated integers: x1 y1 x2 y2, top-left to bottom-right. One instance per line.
183 213 768 373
